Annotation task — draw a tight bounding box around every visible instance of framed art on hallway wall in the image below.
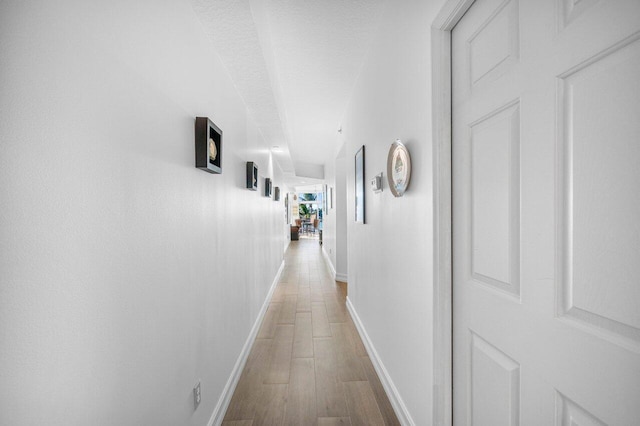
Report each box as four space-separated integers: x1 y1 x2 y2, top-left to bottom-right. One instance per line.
324 184 328 216
264 178 272 197
195 117 222 174
285 193 290 224
330 187 333 209
355 145 365 223
246 162 258 190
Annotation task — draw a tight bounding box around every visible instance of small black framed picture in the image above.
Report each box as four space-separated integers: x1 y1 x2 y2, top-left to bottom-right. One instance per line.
274 187 280 201
195 117 222 174
265 178 273 197
246 162 258 190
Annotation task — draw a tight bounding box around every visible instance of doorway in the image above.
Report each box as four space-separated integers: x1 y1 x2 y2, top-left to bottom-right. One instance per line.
293 185 324 240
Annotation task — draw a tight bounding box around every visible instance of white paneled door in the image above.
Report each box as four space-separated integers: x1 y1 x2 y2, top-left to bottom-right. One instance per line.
452 0 640 424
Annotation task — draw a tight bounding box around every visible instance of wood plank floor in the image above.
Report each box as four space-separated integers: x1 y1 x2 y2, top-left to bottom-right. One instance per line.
223 239 400 426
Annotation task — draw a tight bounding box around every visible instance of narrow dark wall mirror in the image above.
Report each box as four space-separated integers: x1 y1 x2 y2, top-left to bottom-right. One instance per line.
355 145 365 223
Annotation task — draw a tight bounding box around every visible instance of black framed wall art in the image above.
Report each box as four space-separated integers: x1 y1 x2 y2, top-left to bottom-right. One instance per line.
195 117 222 174
265 178 273 197
246 162 258 190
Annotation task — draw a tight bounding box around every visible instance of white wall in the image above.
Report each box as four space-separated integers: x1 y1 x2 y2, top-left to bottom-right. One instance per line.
338 0 447 424
0 1 286 425
323 143 348 281
334 147 348 279
322 159 337 273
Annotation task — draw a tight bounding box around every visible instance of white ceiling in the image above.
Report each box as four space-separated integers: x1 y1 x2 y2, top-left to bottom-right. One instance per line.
191 0 386 182
295 184 324 194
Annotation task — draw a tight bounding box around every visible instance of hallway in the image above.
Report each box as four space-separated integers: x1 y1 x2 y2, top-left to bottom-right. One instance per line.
222 240 399 426
4 0 640 424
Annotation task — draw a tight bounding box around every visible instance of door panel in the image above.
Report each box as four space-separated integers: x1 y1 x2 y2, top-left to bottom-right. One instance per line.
558 34 640 344
470 101 520 297
470 332 520 426
468 0 519 88
452 0 640 424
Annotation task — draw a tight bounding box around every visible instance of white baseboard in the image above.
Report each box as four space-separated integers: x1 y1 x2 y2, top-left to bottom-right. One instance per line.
335 272 348 283
207 260 285 426
346 297 415 426
321 246 337 280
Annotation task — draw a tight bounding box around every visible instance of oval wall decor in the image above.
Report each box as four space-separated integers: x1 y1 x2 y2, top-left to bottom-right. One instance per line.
387 140 411 197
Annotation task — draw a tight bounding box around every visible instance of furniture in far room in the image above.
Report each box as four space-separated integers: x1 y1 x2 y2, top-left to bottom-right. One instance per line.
290 225 299 241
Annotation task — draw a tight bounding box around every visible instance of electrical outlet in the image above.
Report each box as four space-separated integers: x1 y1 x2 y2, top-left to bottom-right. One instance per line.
193 381 201 410
329 248 332 254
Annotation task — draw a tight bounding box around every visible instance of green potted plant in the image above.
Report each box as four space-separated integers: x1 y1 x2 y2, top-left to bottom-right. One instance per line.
299 203 310 219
